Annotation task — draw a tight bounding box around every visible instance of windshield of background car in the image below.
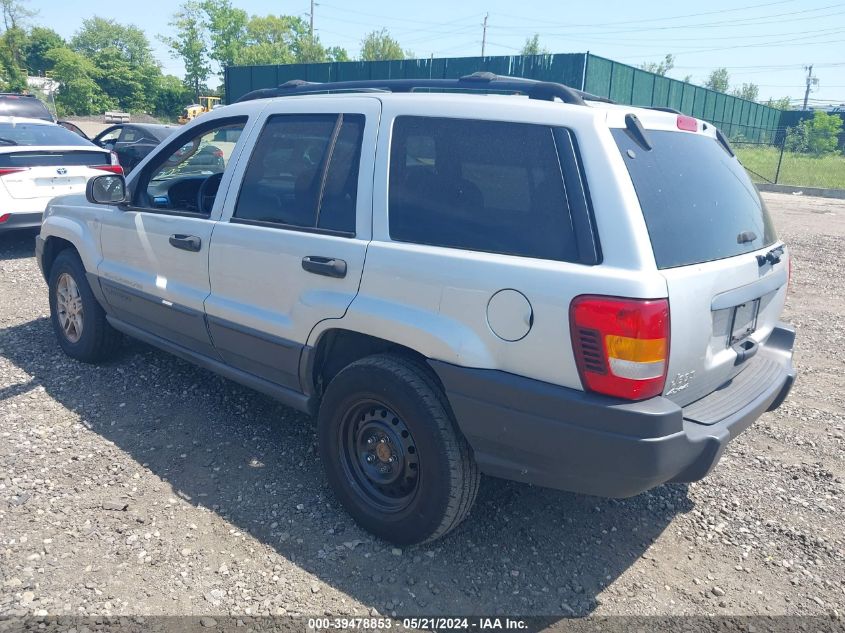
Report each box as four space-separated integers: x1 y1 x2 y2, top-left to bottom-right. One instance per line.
0 122 93 147
151 123 243 181
612 128 777 269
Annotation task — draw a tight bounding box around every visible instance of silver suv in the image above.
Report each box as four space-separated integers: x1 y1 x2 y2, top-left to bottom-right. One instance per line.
36 74 795 544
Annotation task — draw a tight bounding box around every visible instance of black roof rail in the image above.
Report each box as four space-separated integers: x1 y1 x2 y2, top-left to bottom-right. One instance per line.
234 72 592 106
649 106 682 114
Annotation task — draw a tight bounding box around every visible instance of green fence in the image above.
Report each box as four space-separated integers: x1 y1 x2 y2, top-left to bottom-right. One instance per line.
224 52 781 141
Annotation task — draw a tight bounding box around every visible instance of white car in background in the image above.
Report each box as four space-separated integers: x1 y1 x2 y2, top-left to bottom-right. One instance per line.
0 116 122 233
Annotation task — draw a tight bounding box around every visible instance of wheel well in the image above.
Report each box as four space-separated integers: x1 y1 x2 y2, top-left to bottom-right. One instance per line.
308 330 438 396
41 236 78 280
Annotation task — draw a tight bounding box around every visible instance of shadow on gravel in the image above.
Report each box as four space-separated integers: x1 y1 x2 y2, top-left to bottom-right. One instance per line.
0 229 38 261
1 316 693 618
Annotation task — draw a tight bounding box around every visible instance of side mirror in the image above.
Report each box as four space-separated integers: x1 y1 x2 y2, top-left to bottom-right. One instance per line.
86 174 127 205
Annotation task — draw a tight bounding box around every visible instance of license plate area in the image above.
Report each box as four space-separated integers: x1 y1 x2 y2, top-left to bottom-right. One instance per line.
729 299 760 345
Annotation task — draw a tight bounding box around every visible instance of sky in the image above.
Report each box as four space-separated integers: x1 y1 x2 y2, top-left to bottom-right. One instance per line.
24 0 845 107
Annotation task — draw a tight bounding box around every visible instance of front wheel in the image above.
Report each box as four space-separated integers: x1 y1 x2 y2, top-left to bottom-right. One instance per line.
48 249 121 363
318 354 480 544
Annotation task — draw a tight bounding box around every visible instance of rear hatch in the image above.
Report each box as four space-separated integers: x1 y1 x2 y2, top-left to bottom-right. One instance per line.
0 147 112 199
611 112 789 409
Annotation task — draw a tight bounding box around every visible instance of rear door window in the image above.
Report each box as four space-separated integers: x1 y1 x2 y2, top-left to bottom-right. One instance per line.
233 113 364 235
388 116 580 262
612 128 777 269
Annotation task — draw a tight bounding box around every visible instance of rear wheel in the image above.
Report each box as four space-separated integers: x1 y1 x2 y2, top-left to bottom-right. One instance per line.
318 354 480 544
48 249 121 363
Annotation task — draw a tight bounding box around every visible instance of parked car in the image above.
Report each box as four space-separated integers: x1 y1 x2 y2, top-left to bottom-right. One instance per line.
0 93 54 121
0 117 121 233
61 123 177 173
36 74 795 545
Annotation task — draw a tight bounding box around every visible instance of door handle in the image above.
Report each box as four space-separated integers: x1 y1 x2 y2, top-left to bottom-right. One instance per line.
301 255 347 278
168 234 202 252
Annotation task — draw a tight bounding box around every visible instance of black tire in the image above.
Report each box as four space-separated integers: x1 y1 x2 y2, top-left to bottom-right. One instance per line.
48 249 121 363
318 353 480 544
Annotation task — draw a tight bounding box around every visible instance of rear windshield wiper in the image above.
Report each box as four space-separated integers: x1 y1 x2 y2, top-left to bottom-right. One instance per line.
0 137 19 145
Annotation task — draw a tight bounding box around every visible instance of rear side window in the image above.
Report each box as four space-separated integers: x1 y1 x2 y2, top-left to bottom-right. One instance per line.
612 128 777 269
389 117 579 262
234 113 364 234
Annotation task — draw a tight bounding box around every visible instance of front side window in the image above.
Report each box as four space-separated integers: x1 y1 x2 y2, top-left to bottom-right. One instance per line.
388 116 578 261
233 113 364 234
140 120 245 216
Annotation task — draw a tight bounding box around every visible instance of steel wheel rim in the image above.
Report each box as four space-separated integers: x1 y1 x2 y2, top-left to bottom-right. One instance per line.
339 400 420 513
56 272 84 344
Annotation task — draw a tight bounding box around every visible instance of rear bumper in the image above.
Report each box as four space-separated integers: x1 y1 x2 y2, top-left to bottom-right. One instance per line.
0 211 42 232
429 323 795 498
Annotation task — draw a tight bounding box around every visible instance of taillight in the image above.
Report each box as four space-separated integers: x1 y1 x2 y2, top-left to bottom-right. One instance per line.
676 115 698 132
213 149 223 158
0 167 28 177
92 165 124 175
570 295 670 401
0 213 10 223
110 150 120 166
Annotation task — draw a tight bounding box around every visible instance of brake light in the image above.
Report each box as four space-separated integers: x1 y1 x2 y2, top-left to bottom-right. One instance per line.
570 296 670 401
92 165 124 175
110 150 120 166
0 213 9 223
676 115 698 132
213 149 223 158
0 167 27 177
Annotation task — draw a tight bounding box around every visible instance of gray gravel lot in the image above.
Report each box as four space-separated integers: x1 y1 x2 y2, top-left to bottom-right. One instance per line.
0 192 843 620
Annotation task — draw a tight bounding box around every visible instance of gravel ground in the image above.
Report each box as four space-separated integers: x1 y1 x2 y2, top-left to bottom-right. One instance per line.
0 192 843 621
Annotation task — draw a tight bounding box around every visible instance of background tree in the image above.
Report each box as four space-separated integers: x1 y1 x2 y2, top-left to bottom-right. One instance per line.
704 67 730 93
71 17 161 113
0 0 34 91
154 73 193 119
47 47 113 115
521 34 548 56
161 1 211 101
639 54 674 76
360 29 406 61
201 0 247 70
765 96 792 110
24 26 64 75
784 111 842 155
732 82 759 102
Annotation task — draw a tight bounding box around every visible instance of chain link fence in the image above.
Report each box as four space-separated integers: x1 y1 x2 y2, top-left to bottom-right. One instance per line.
732 125 845 190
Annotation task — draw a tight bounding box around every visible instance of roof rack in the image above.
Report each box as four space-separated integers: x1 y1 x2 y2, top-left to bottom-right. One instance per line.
234 72 614 106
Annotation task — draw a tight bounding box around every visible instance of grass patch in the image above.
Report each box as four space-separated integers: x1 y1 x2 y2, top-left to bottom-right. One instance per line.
734 145 845 189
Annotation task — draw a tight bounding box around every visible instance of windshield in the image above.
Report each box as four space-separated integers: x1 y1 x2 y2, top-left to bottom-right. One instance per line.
0 122 93 147
612 128 777 269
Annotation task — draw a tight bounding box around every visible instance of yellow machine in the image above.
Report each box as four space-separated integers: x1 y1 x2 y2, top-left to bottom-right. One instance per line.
178 96 221 124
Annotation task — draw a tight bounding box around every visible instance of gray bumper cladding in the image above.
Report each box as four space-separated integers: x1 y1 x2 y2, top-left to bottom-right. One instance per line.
429 323 795 498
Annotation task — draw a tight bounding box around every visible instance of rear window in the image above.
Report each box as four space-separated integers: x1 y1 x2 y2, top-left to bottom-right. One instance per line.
613 128 777 269
389 116 579 262
0 96 53 121
0 122 92 147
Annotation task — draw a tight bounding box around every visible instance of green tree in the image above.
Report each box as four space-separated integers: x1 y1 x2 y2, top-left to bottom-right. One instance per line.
201 0 247 70
360 28 406 61
765 96 792 110
732 82 759 102
154 73 193 119
70 17 161 113
521 33 548 56
639 54 674 76
72 17 156 66
785 111 843 155
704 67 730 93
0 0 33 91
47 46 113 115
24 26 64 75
161 1 211 101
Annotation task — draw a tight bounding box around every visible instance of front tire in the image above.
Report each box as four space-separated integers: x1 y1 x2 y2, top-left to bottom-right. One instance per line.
48 249 121 363
318 354 480 544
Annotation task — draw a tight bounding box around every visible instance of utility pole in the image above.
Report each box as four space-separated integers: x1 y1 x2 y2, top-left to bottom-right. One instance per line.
481 13 488 57
310 0 315 38
802 64 815 111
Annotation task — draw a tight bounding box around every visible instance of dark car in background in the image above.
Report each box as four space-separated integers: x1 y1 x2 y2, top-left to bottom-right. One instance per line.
0 93 55 121
90 123 177 173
